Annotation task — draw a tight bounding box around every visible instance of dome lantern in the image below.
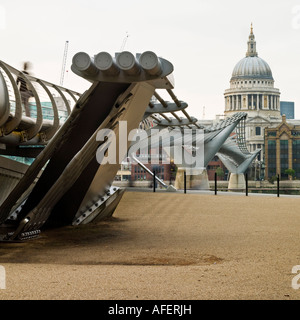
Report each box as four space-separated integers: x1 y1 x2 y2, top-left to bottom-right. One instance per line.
246 23 258 57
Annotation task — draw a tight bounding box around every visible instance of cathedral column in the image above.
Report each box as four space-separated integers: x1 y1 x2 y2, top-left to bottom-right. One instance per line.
257 94 259 110
245 95 248 110
270 95 273 109
251 94 254 109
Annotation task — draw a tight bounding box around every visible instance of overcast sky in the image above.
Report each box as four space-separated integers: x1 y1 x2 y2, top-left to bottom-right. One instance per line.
0 0 300 120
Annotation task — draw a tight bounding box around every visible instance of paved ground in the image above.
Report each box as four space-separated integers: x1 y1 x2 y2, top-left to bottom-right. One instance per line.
0 191 300 300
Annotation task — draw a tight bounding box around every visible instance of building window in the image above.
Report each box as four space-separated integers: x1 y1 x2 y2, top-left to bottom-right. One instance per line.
268 140 276 178
255 127 261 136
293 140 300 178
280 140 289 178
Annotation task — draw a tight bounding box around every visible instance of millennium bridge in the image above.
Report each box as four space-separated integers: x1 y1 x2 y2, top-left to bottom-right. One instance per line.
0 51 259 241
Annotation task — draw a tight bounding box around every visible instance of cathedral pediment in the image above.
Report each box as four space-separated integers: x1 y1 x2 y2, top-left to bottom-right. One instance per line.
246 116 272 125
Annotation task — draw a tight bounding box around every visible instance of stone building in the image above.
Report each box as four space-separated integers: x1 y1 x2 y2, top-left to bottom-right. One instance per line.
224 24 282 162
265 115 300 180
207 156 228 181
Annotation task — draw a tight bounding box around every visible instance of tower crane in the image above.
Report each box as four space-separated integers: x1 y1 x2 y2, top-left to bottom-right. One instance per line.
60 41 69 86
120 32 129 52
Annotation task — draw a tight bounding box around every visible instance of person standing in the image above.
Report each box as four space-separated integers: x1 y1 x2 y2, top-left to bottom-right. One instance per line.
16 62 33 117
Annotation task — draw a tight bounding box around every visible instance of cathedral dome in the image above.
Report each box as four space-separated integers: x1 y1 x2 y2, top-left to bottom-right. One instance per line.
230 23 274 81
224 24 281 121
231 56 273 81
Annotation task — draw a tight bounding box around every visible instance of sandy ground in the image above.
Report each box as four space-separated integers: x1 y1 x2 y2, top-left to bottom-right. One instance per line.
0 191 300 300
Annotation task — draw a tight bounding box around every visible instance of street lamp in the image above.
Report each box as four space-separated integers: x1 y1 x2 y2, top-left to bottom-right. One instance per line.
254 159 258 180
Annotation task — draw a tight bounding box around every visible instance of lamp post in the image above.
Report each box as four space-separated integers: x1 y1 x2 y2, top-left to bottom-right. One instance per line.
258 160 262 181
254 159 258 181
261 162 265 180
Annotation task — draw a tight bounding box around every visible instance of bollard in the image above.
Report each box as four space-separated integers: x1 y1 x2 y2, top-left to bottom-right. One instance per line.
184 170 187 194
245 173 248 196
277 174 280 197
153 171 156 193
215 172 217 195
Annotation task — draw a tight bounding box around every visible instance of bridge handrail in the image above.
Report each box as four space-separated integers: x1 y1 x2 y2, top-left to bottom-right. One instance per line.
0 60 82 144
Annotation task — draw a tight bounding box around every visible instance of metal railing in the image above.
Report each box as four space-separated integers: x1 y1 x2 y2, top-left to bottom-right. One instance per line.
0 60 81 145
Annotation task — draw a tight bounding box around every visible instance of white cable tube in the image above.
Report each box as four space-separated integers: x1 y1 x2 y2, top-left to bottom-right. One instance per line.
94 52 120 76
139 51 162 76
116 51 140 75
72 52 98 75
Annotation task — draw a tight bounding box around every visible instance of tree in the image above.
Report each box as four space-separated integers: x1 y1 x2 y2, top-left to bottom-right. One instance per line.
284 168 296 180
216 167 225 179
268 176 277 184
